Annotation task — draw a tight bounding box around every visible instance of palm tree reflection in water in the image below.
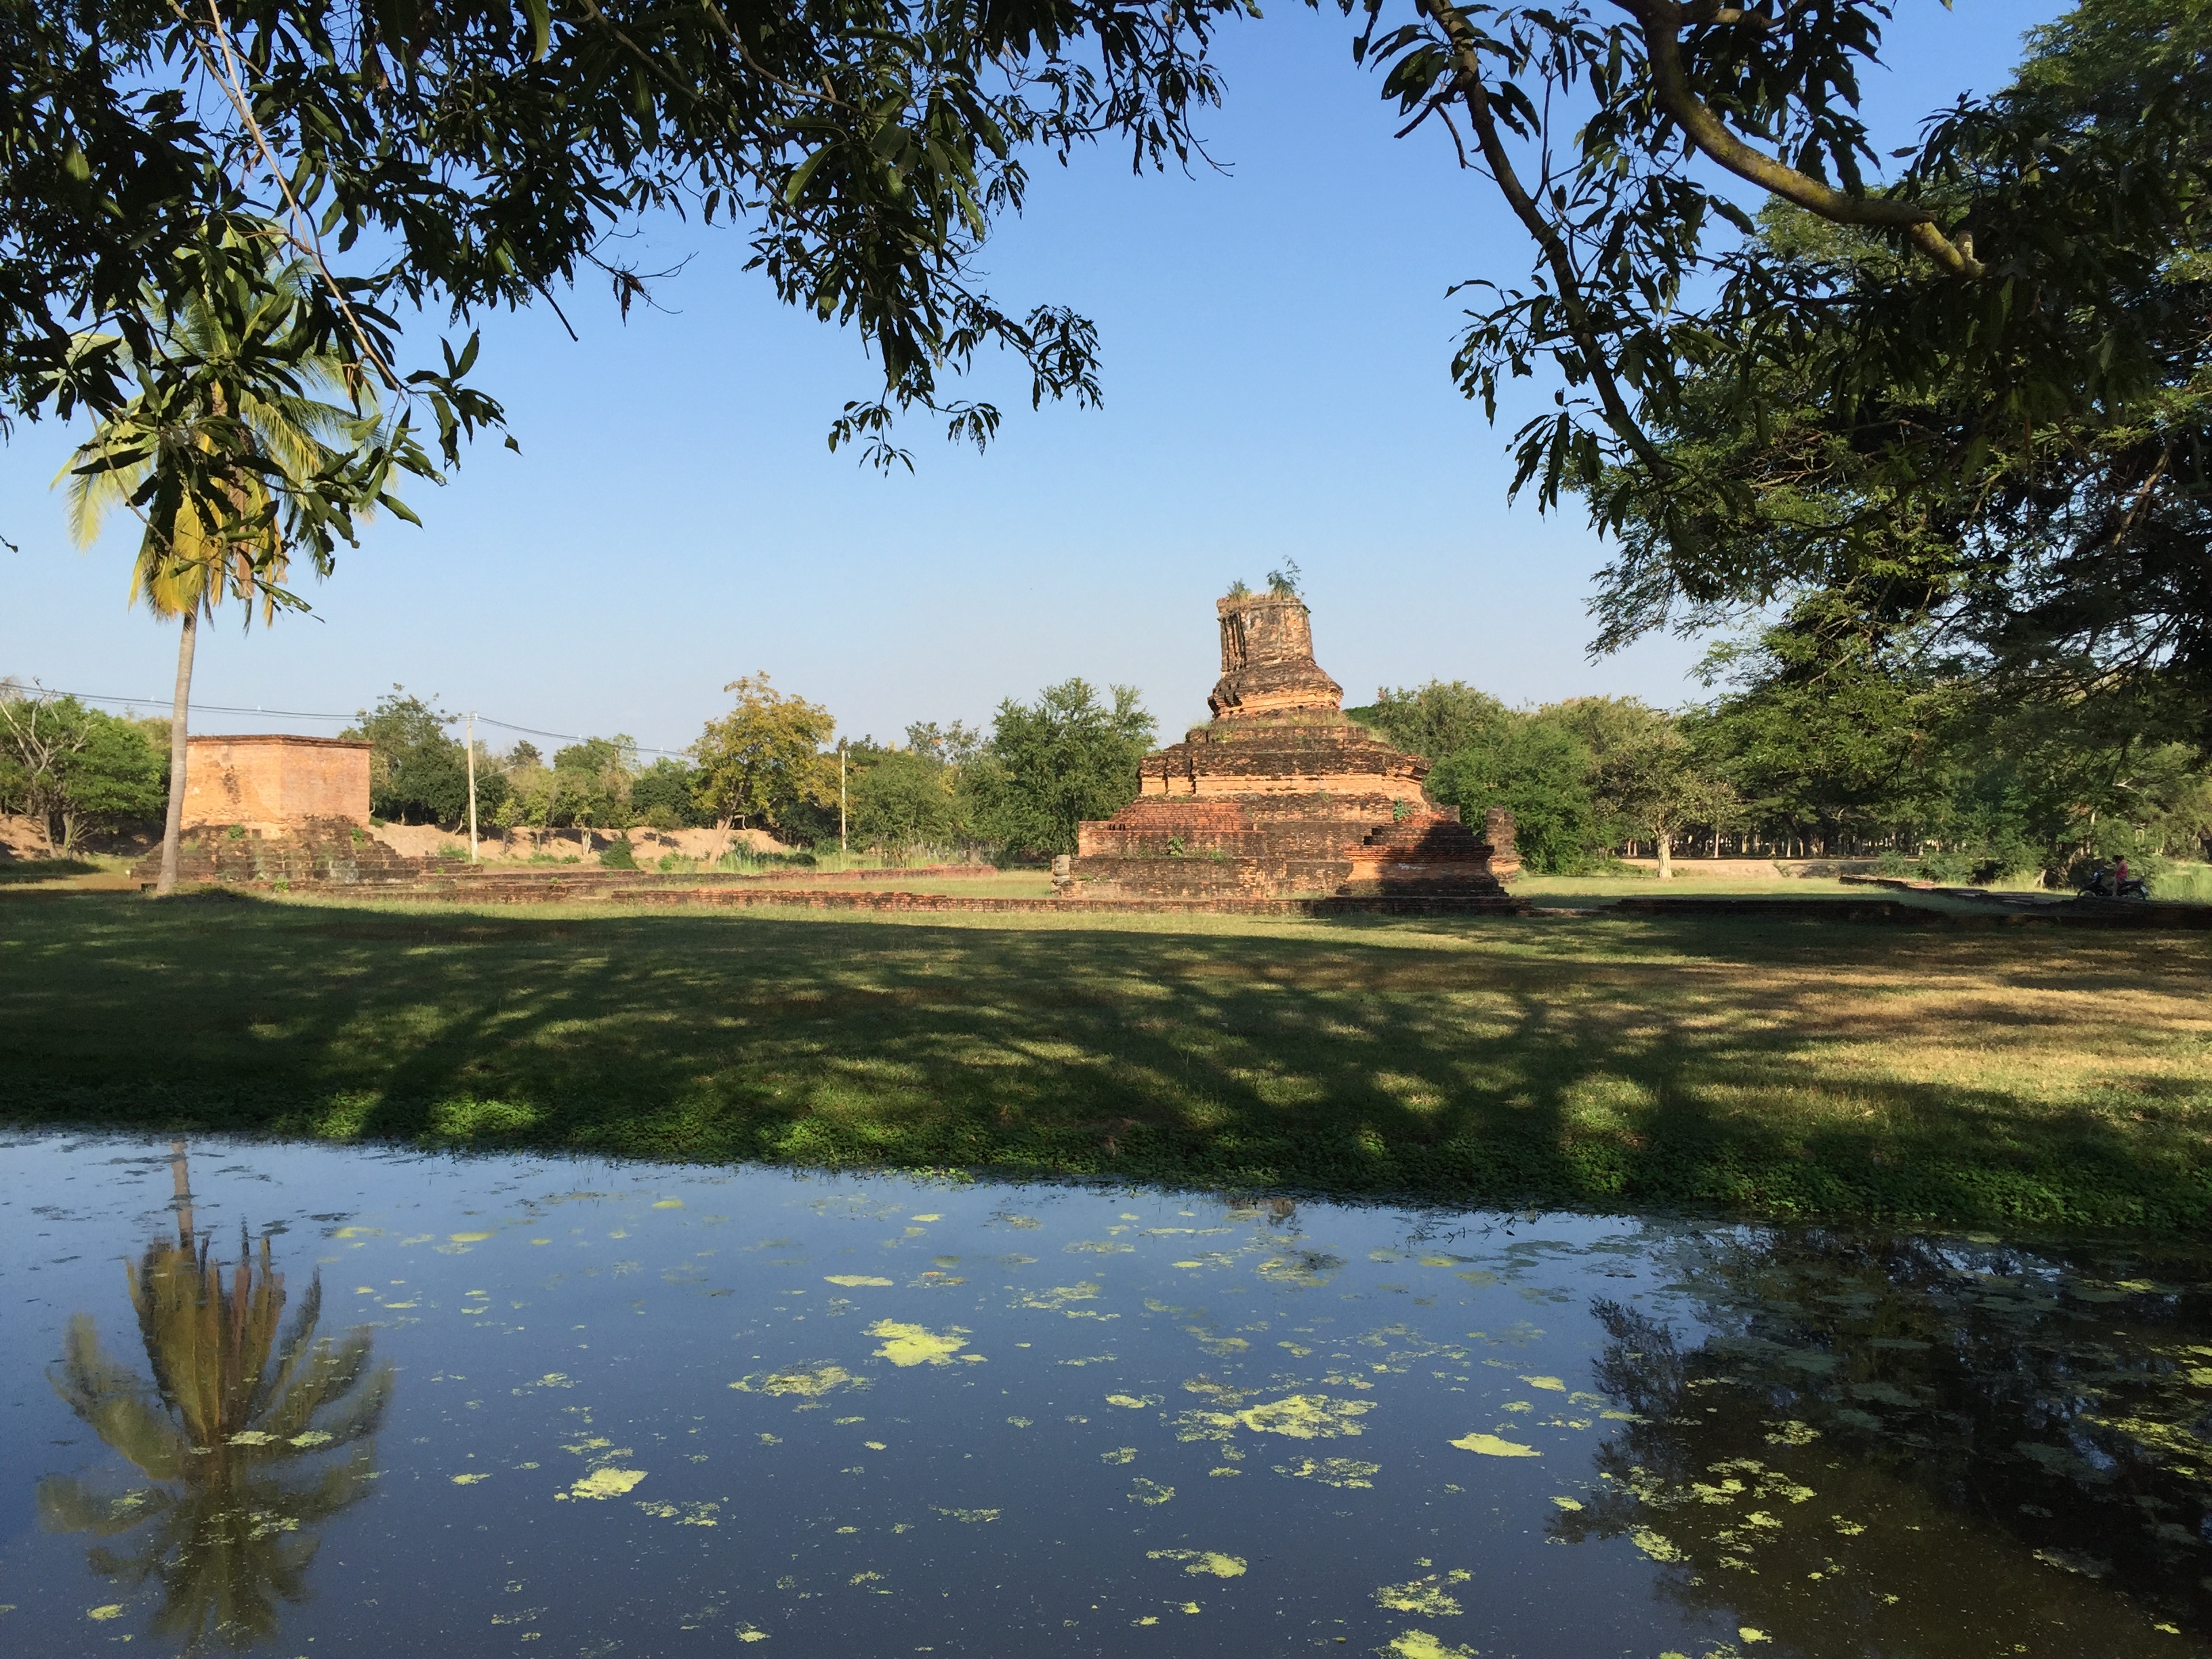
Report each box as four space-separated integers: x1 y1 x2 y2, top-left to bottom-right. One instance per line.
40 1143 393 1650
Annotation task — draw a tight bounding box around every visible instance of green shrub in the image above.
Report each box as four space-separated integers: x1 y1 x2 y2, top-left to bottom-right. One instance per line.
964 680 1154 859
0 692 167 849
632 758 706 829
1427 720 1599 875
1919 848 1978 884
598 835 638 869
714 849 817 872
2151 861 2212 903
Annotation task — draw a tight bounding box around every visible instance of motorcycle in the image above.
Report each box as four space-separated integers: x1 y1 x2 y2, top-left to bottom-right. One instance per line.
2078 864 2152 901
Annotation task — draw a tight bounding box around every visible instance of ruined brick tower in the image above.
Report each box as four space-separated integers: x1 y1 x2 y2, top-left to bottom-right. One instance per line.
1207 592 1342 718
1067 591 1517 899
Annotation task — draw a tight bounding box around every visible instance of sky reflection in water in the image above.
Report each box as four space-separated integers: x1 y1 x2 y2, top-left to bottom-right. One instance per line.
1 1132 2207 1658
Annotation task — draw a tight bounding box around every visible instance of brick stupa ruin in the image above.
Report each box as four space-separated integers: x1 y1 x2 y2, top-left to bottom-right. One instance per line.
1066 591 1517 901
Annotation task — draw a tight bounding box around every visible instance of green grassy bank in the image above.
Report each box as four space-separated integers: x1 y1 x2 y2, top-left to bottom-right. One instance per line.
3 890 2208 1233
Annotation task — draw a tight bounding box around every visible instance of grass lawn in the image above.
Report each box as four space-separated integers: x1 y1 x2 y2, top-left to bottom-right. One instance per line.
714 870 1057 897
1514 874 1887 905
0 856 140 890
3 890 2207 1233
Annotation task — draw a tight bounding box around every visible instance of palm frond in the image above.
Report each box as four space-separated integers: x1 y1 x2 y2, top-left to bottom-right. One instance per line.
52 1226 390 1640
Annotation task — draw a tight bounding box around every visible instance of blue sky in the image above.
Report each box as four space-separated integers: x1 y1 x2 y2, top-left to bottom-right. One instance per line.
0 2 2061 754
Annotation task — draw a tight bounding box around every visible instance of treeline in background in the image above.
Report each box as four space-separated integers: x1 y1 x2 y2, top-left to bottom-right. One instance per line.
1356 623 2212 891
9 621 2211 890
349 675 1160 868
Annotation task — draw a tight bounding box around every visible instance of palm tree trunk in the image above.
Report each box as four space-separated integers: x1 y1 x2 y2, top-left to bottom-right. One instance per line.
157 610 197 895
169 1138 195 1245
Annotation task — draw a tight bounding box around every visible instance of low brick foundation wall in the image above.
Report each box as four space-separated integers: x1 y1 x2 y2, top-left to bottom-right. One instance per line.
606 888 1534 918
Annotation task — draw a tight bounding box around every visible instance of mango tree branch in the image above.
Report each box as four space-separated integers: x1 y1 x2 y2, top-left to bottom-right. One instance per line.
1618 0 1987 277
1414 0 1668 471
182 0 403 390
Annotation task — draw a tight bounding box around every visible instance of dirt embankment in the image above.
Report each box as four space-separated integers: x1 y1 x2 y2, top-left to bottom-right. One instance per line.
1 814 792 865
0 813 157 862
1617 857 1886 880
369 823 794 862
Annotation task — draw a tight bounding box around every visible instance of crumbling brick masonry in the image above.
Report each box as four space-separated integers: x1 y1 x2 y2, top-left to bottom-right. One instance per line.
1067 593 1517 900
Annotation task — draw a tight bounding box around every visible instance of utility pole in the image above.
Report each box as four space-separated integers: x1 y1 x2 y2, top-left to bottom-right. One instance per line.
466 711 479 862
839 740 847 853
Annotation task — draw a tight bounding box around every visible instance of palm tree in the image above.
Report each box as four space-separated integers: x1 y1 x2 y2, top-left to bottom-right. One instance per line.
40 1145 392 1650
56 243 401 893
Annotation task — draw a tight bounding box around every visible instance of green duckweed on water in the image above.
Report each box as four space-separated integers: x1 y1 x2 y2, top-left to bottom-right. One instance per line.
3 1132 2208 1657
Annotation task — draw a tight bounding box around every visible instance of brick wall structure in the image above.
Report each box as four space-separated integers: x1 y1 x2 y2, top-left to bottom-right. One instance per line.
1067 593 1516 901
181 734 372 830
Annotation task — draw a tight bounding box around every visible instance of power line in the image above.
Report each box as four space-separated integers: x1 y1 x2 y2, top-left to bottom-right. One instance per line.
38 691 353 722
468 712 687 758
22 687 694 759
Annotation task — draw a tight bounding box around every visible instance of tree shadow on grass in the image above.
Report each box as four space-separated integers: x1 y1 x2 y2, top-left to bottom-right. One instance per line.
0 857 103 884
3 895 2207 1231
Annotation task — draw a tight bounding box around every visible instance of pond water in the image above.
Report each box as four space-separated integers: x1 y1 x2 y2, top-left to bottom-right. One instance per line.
1 1133 2207 1658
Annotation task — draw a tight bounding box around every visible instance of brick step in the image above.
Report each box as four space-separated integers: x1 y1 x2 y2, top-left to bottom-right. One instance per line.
133 820 428 887
1338 874 1507 897
1358 823 1487 851
1063 858 1265 899
1076 830 1273 858
1078 823 1391 859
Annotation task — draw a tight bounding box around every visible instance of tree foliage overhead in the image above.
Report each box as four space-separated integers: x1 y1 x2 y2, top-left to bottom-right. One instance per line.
1338 0 2211 718
56 240 430 626
3 0 1247 480
14 0 2211 725
1353 0 2203 493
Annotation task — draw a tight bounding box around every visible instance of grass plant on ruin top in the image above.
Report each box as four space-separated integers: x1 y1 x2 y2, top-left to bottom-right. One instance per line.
1 890 2206 1236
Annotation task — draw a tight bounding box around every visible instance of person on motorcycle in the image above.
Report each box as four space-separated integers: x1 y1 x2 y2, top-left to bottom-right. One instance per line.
2114 855 2131 895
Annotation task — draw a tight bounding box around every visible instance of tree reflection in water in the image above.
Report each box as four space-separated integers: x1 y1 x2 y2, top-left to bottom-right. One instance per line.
39 1145 393 1650
1555 1228 2212 1656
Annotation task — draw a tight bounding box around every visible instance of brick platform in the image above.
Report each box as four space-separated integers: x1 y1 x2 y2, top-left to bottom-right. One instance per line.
132 819 427 886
